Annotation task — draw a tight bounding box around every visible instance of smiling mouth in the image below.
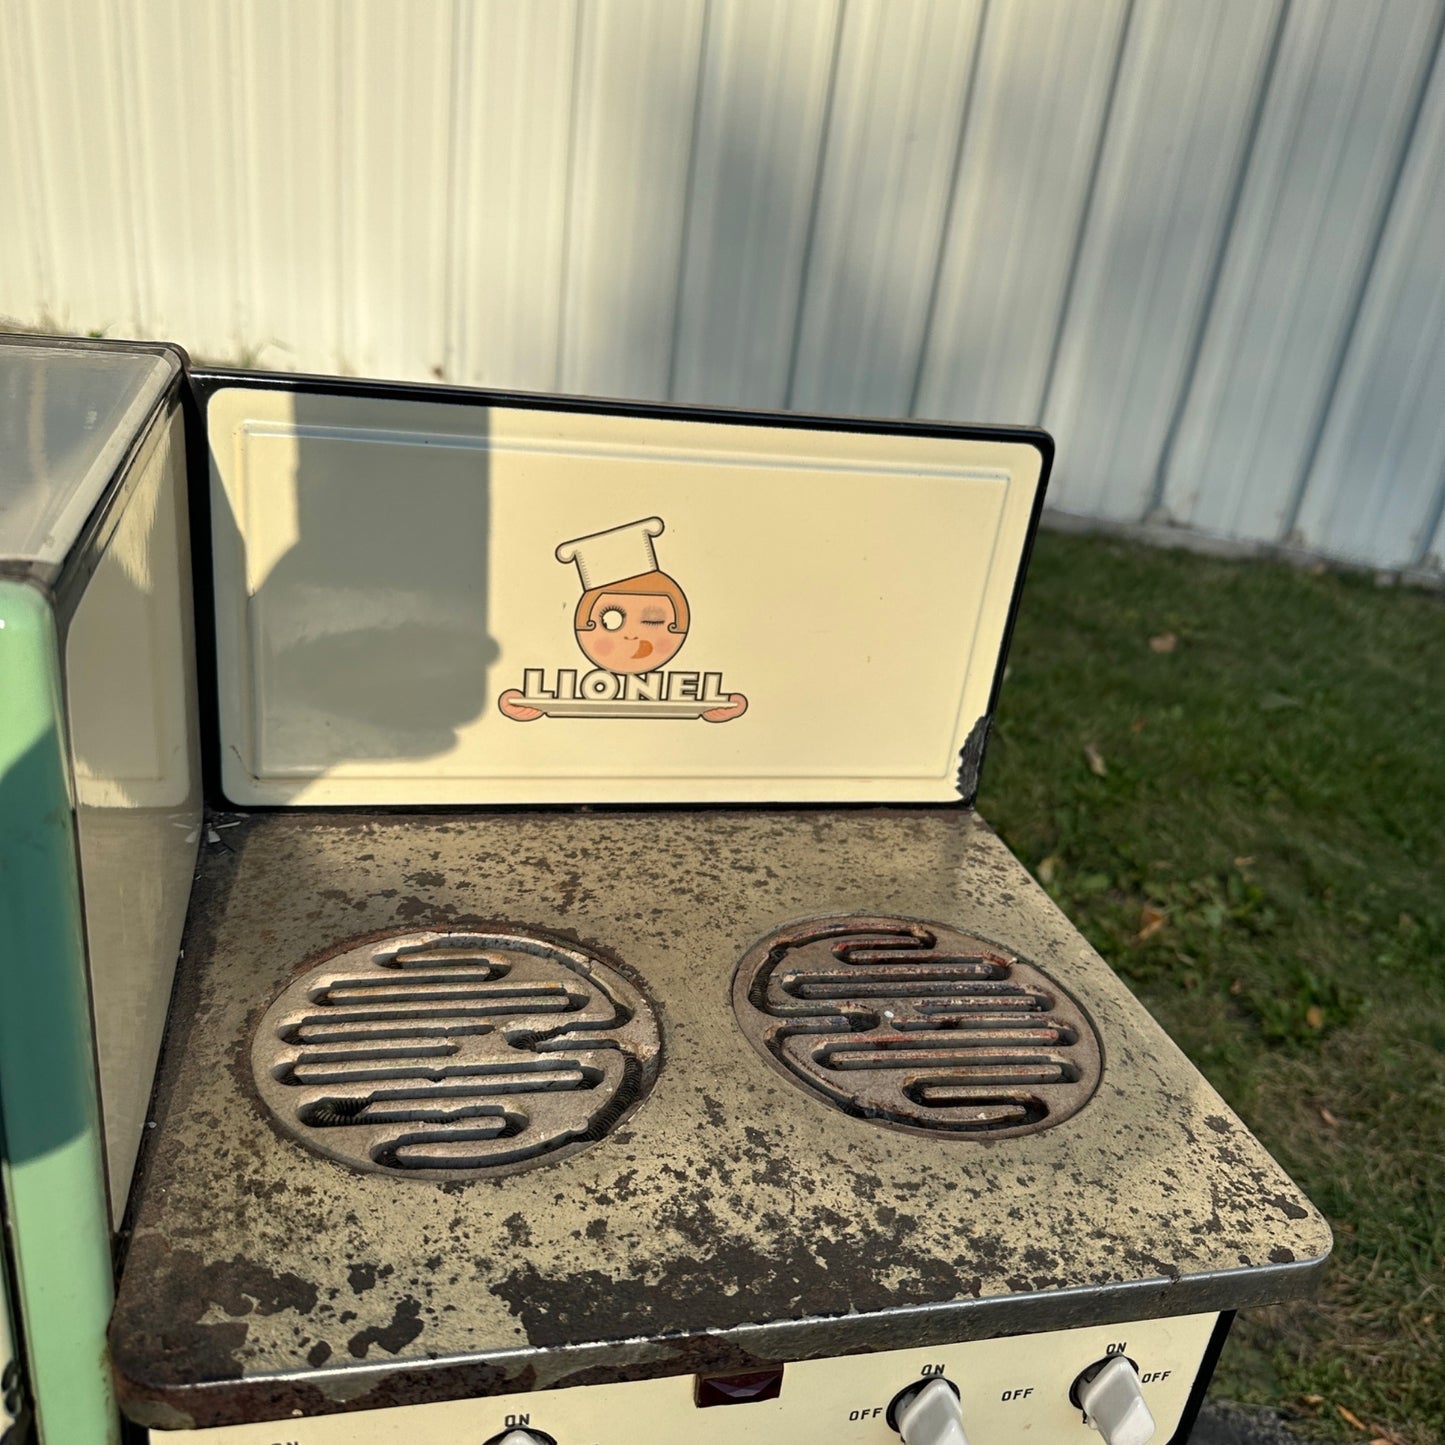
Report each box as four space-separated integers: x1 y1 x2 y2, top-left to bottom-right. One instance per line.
632 641 654 659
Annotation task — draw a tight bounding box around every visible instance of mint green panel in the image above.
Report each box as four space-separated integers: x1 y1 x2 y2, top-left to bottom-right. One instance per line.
0 580 119 1445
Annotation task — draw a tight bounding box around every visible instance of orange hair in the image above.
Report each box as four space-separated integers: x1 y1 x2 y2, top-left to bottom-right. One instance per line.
575 570 690 635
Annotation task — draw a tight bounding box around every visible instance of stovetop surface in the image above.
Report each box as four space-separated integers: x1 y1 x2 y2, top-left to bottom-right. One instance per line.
110 810 1329 1429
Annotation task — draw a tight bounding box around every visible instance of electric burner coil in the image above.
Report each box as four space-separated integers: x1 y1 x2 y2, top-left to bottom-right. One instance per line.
251 928 662 1178
732 915 1102 1139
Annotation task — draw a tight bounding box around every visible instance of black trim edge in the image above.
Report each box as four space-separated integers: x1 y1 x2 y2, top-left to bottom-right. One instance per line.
179 374 224 805
1169 1311 1235 1445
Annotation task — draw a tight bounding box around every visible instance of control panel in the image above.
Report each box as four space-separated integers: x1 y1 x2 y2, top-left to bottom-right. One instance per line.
160 1313 1218 1445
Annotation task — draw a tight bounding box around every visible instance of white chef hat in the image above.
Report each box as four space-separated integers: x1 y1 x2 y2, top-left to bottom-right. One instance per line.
555 517 666 591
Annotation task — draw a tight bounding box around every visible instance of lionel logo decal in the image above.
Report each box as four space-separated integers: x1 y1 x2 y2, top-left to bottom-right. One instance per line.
498 517 749 723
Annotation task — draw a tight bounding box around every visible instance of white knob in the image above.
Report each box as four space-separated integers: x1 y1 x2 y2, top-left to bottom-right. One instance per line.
1077 1357 1155 1445
497 1433 549 1445
897 1378 970 1445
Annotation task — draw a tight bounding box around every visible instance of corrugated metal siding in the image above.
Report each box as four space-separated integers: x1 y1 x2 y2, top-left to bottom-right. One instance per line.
1041 0 1286 524
1296 20 1445 572
2 0 1442 573
1158 0 1443 544
786 0 983 416
448 1 577 391
562 0 706 397
914 0 1129 426
672 0 839 407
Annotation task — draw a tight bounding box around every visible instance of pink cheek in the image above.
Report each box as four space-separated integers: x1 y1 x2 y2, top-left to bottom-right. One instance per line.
591 635 614 657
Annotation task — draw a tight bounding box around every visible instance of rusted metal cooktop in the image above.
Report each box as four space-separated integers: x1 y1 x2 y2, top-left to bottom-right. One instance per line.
110 810 1330 1430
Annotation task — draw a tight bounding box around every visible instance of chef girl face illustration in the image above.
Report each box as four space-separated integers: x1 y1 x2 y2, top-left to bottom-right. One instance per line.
496 515 747 723
574 570 690 673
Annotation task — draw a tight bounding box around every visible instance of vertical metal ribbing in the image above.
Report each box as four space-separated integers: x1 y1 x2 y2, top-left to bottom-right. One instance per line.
666 0 715 402
1281 0 1445 555
441 0 474 384
1146 0 1293 523
906 0 992 419
108 0 147 338
332 1 351 375
783 0 848 410
1034 0 1136 432
553 1 588 394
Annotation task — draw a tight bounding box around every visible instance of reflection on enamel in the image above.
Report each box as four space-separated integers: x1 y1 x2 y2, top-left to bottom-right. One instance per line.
64 411 201 1221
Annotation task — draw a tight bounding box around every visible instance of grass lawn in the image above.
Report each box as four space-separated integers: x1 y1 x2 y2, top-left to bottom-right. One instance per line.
977 531 1444 1445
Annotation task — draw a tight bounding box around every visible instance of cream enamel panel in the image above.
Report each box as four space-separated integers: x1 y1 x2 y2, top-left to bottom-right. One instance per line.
207 388 1041 805
159 1312 1219 1445
64 408 201 1222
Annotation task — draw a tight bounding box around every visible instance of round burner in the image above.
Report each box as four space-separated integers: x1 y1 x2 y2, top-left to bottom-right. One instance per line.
251 928 661 1178
732 915 1101 1139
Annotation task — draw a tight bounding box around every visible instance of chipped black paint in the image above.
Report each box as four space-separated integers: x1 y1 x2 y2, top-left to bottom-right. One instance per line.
108 1236 318 1387
955 714 992 802
349 1262 387 1293
348 1298 424 1359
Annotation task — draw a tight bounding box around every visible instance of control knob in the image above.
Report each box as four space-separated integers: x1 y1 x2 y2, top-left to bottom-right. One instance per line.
1075 1356 1155 1445
895 1378 969 1445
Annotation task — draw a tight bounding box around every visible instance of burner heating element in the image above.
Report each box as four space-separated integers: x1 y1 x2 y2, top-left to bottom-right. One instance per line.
251 928 661 1178
732 916 1101 1138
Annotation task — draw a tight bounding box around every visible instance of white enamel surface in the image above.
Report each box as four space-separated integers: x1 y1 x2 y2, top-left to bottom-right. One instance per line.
0 341 175 569
63 407 201 1222
207 387 1042 805
155 1312 1218 1445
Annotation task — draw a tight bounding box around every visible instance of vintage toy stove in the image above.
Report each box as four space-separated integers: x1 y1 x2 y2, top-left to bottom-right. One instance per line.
0 338 1329 1445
